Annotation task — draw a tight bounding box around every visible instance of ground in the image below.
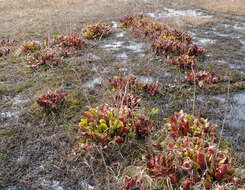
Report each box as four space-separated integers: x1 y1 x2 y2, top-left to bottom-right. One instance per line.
0 0 245 189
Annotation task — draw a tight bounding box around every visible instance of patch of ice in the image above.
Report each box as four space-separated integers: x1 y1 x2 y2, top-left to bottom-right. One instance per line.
146 12 156 18
233 23 245 31
127 42 146 54
116 31 126 38
119 67 128 72
137 76 154 83
42 180 63 190
197 38 216 45
17 156 24 162
83 77 102 89
103 41 124 50
112 21 118 28
159 8 212 18
117 52 128 59
1 110 19 118
213 31 232 37
240 39 245 51
87 53 100 60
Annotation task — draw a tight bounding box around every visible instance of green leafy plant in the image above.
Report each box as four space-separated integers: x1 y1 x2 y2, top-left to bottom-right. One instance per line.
77 104 154 146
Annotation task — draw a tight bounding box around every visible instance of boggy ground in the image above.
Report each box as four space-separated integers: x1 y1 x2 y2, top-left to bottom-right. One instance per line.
0 0 245 189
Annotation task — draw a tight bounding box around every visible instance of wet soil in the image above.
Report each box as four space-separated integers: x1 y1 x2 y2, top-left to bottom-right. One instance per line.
1 0 245 189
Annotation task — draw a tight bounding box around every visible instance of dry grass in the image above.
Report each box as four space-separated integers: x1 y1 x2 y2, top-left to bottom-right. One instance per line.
0 0 145 41
1 0 245 189
172 0 245 15
160 15 213 30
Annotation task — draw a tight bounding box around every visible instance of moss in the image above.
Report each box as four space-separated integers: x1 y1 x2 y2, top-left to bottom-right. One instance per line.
219 139 232 150
63 90 87 121
2 101 13 107
0 86 9 96
14 81 33 93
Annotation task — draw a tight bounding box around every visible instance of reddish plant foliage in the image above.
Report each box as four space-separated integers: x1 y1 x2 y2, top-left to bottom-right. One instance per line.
36 89 67 109
165 110 217 141
25 48 61 68
185 70 221 88
119 176 143 190
120 14 205 73
142 81 159 96
21 41 41 55
112 92 141 109
109 76 159 96
0 39 17 57
145 136 236 189
47 33 88 56
21 33 88 68
82 23 111 39
171 54 196 68
119 111 239 190
109 76 137 92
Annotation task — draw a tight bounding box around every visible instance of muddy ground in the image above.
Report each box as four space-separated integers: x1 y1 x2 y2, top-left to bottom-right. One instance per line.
0 0 245 189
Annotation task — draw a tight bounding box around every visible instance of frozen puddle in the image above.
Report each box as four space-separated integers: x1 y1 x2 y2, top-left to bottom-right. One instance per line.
83 77 102 89
233 23 245 31
240 39 245 51
196 38 216 45
147 8 212 19
103 41 124 50
127 42 145 52
103 40 146 56
117 52 128 59
112 21 118 28
164 8 212 18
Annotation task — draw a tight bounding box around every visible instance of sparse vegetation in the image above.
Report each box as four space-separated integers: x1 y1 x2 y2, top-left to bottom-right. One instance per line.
1 0 245 189
0 39 17 57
